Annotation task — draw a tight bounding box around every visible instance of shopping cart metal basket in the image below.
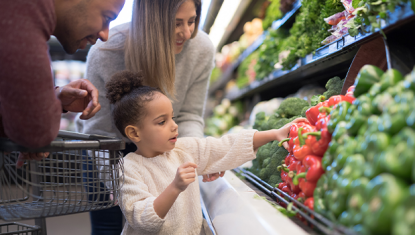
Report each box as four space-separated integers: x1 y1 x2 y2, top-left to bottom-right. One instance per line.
0 130 125 222
0 222 40 235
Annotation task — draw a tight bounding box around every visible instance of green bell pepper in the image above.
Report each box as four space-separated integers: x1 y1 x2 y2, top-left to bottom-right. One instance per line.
403 68 415 92
314 174 328 215
392 184 415 235
332 121 348 142
327 102 351 133
336 154 365 194
353 65 384 97
379 69 404 92
368 82 382 97
385 80 405 97
362 173 410 235
345 106 366 136
354 94 377 116
331 138 357 172
347 178 370 226
372 92 393 114
363 132 391 163
322 151 333 170
327 187 348 218
377 128 415 181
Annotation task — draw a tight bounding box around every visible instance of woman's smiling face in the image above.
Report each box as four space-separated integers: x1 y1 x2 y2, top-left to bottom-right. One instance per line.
174 0 197 54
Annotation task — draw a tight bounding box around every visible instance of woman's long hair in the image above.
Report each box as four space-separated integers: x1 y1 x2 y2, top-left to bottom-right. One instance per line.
124 0 201 98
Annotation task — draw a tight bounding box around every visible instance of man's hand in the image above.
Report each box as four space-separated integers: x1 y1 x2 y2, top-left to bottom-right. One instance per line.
57 79 101 120
173 162 198 192
16 152 49 168
202 172 225 182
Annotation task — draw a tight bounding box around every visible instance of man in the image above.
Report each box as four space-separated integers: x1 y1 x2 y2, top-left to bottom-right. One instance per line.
0 0 125 149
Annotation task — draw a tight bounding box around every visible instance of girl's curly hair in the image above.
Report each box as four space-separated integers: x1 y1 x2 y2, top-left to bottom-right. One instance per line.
106 70 162 137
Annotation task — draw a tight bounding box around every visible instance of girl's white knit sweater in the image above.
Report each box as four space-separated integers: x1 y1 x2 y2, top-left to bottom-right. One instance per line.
119 130 257 235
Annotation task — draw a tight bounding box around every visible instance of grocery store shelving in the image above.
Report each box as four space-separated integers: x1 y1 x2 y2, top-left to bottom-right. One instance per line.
210 2 415 101
208 0 302 96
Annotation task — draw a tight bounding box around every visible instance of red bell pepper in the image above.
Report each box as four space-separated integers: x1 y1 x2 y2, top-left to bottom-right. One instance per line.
293 155 325 198
304 197 314 210
328 95 355 106
303 128 332 156
279 154 302 194
305 97 328 126
279 121 311 154
292 127 315 161
315 112 330 131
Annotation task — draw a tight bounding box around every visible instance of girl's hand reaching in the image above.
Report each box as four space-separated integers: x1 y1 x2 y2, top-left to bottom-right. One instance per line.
173 162 198 192
253 118 309 151
274 118 309 149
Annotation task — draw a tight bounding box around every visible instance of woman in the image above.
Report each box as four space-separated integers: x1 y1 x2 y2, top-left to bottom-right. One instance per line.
75 0 219 234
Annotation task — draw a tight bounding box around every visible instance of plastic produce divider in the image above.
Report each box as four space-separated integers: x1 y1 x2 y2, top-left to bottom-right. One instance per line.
233 167 358 235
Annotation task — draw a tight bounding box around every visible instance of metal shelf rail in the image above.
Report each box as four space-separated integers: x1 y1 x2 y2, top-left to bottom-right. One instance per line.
225 2 415 101
208 0 302 95
233 167 358 235
0 130 125 234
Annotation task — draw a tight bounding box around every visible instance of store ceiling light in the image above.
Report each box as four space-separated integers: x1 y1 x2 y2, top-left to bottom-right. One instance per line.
208 0 244 49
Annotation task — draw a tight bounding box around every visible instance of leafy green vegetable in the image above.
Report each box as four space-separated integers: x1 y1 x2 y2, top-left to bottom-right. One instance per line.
263 0 283 30
281 0 344 70
276 97 310 118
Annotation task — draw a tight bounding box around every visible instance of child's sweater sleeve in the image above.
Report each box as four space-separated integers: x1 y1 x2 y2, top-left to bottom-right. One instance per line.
119 158 165 233
178 129 258 175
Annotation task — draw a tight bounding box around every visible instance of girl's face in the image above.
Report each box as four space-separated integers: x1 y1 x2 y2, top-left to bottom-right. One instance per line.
136 94 179 157
174 0 197 54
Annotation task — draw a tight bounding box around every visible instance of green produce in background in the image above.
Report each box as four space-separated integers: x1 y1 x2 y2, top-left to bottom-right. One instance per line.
254 28 289 80
276 97 310 118
281 0 344 69
392 184 415 235
322 76 344 99
262 0 283 30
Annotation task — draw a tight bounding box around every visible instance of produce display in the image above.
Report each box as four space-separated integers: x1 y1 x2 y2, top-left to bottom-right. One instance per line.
248 77 342 186
250 97 310 186
275 89 355 207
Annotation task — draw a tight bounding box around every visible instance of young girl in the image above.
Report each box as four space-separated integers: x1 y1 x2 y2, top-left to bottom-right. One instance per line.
107 71 304 235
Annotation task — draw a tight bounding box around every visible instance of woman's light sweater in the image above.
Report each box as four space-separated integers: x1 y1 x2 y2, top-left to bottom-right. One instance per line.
119 130 257 235
75 23 215 139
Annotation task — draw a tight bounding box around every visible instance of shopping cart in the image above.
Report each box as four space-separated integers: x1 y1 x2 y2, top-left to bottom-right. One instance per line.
0 130 125 235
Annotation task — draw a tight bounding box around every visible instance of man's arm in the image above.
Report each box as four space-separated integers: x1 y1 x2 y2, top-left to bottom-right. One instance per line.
0 0 61 148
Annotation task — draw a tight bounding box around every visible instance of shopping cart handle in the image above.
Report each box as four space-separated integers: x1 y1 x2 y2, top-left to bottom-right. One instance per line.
58 130 115 140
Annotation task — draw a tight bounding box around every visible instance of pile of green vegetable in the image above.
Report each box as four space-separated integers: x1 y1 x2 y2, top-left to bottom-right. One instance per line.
314 65 415 235
281 0 344 70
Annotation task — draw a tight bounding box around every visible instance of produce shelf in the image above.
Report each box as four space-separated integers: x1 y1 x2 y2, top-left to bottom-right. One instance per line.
233 167 358 235
224 2 415 101
208 1 302 96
